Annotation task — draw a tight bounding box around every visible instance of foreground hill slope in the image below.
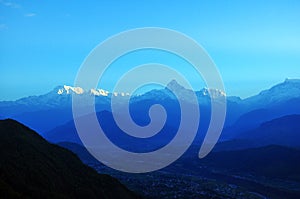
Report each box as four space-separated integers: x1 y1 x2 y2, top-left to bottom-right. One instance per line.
0 119 140 199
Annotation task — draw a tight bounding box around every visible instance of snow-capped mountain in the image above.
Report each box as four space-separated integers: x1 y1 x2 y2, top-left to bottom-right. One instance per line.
57 85 85 95
1 78 300 132
52 80 227 107
57 85 130 97
132 80 226 103
165 79 226 99
2 79 300 117
56 80 226 99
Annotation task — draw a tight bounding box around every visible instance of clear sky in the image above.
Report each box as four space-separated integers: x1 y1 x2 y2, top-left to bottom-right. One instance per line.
1 0 300 100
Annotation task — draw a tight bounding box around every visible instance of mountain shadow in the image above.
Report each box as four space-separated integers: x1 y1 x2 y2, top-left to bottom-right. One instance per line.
0 119 140 199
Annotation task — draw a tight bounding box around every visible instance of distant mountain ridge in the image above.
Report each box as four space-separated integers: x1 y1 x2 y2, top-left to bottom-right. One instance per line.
217 114 300 151
0 79 225 116
242 78 300 108
57 85 131 97
1 78 299 114
55 80 226 98
0 78 300 135
238 114 300 146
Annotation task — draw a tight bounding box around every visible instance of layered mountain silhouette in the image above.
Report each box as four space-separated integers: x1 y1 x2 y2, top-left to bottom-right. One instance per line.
45 110 179 153
44 110 300 154
216 114 300 151
221 97 300 140
1 79 300 151
1 79 300 198
0 119 140 199
237 115 300 147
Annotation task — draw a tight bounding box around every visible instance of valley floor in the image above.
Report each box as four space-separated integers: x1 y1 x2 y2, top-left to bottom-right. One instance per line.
85 159 300 199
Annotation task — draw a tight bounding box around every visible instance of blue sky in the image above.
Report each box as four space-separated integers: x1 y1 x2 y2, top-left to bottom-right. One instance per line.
1 0 300 100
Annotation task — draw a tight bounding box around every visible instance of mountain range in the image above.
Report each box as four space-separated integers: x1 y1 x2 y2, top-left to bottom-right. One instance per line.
0 78 300 145
1 78 300 198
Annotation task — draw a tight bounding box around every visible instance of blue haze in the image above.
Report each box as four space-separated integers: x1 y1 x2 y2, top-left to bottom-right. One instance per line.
1 0 300 100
